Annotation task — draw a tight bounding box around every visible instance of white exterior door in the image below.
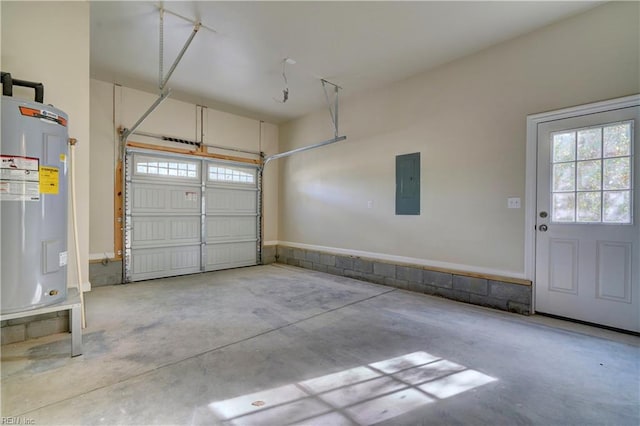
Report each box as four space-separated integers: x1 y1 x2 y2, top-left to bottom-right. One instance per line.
535 106 639 332
125 151 259 282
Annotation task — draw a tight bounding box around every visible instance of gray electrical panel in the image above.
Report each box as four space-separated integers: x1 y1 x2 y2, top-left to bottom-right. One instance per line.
396 152 420 215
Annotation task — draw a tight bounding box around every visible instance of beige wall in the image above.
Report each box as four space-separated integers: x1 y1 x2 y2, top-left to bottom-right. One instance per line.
261 121 279 243
89 79 116 258
279 2 640 278
2 1 91 289
89 81 280 257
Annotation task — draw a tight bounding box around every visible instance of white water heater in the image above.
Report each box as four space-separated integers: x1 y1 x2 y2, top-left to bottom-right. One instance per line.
1 72 69 314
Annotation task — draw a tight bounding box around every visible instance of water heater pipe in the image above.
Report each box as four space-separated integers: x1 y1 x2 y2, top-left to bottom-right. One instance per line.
69 138 86 328
1 72 44 103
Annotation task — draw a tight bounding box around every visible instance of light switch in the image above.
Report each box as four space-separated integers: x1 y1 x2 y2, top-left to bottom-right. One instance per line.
508 197 521 209
367 200 373 209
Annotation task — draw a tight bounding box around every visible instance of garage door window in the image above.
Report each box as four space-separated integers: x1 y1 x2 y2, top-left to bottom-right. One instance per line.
208 165 256 184
135 155 199 179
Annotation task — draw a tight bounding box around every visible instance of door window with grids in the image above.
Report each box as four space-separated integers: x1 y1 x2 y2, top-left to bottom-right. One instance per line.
134 155 199 179
208 165 256 185
551 121 633 223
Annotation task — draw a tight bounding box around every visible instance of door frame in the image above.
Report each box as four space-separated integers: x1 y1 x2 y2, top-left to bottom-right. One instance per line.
524 94 640 313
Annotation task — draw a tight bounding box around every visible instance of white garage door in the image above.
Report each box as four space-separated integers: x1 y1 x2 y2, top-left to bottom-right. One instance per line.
125 150 259 282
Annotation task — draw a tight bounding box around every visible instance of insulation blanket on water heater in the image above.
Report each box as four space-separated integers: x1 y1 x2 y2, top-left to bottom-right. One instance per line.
1 95 69 314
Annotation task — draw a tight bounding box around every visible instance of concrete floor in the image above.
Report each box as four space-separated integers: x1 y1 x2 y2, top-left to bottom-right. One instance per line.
1 264 638 425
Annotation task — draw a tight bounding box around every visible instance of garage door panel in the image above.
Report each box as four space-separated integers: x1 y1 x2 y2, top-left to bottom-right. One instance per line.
131 216 201 248
169 246 201 271
131 217 166 246
206 187 257 214
205 242 257 271
132 183 201 214
206 216 257 242
170 188 201 211
131 245 201 281
170 216 201 241
131 249 165 278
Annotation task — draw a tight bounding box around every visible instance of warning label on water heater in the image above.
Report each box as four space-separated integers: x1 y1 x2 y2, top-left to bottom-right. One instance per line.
39 166 59 194
0 155 40 201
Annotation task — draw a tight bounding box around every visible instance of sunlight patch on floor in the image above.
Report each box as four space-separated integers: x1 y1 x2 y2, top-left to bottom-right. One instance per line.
208 351 497 425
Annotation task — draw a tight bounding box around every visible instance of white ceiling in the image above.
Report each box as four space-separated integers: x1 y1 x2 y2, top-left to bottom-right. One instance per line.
91 1 601 123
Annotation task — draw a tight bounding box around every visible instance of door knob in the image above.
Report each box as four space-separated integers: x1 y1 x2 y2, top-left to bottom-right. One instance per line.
539 224 548 232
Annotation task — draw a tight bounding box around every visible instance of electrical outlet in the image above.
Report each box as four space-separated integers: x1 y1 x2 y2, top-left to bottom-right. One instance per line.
508 197 521 209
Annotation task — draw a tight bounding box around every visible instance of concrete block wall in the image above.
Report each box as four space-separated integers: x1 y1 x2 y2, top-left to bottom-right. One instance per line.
262 245 277 265
276 245 532 315
89 259 123 287
1 311 69 345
